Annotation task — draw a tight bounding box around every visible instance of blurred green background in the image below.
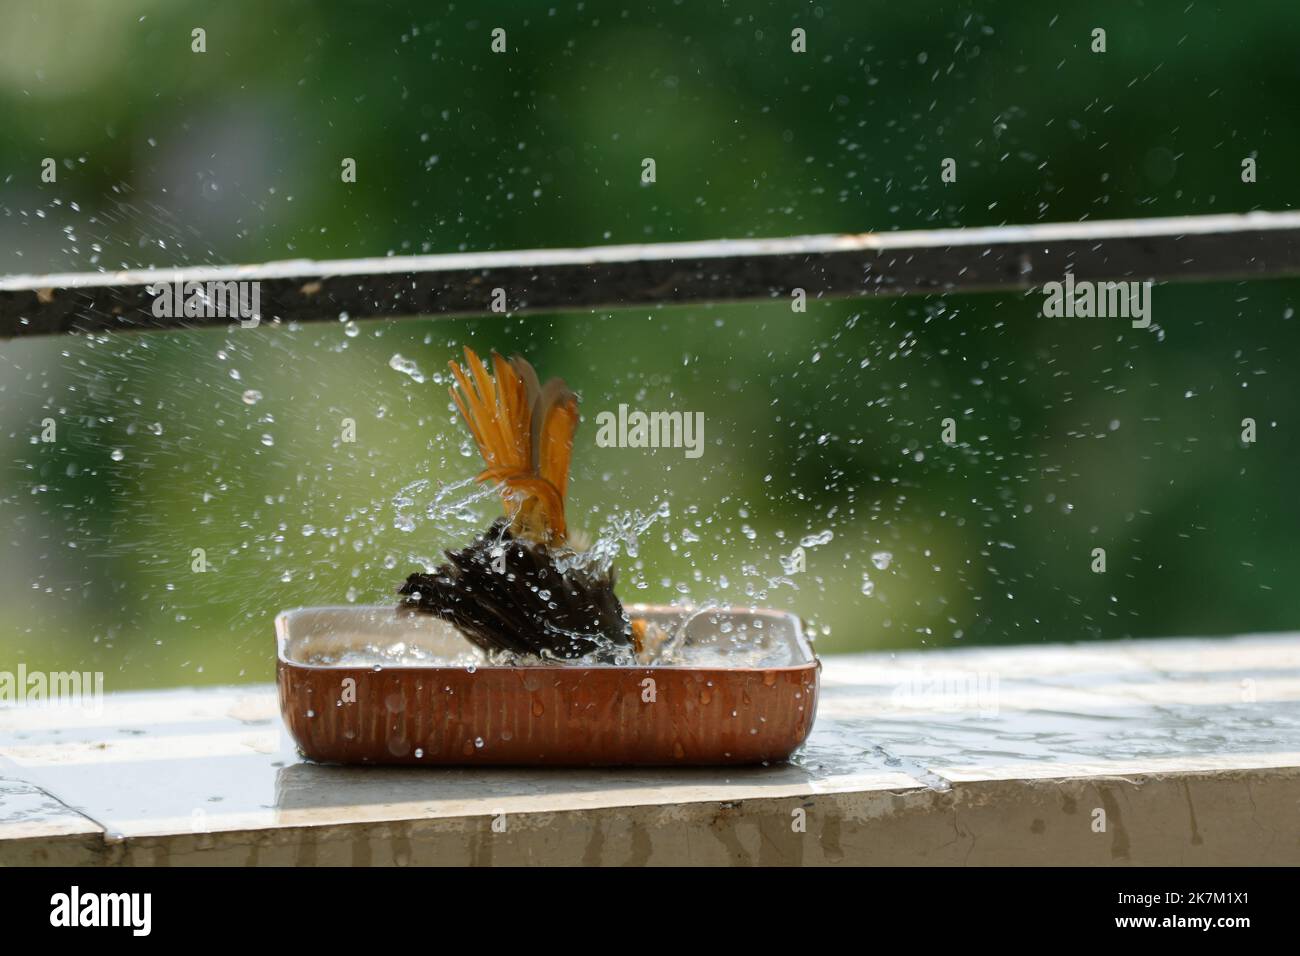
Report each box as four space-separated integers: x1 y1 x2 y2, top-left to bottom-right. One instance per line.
1 1 1297 689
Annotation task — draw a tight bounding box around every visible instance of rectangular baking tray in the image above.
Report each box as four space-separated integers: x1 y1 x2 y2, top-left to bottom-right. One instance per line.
276 604 819 766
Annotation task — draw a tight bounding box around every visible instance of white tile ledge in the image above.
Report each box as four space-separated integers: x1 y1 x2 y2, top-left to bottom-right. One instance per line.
1 632 1296 865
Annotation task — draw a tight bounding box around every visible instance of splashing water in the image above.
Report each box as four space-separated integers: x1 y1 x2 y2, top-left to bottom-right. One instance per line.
391 476 497 550
388 353 426 383
563 499 673 577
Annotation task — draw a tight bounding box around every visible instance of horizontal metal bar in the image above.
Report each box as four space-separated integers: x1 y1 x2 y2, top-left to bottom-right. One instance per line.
3 211 1300 338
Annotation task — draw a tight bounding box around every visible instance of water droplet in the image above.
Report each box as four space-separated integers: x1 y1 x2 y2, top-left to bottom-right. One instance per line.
388 353 425 383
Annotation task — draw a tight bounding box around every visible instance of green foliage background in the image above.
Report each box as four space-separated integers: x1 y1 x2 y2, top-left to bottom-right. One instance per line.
1 1 1297 689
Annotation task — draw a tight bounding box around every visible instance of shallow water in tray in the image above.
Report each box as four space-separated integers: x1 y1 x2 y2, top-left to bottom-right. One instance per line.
294 607 804 669
304 638 484 669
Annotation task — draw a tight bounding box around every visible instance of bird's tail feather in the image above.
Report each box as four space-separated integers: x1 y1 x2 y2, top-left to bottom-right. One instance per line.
448 347 577 545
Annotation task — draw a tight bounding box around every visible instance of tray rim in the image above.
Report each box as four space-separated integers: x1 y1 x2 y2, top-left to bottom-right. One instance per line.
275 602 818 673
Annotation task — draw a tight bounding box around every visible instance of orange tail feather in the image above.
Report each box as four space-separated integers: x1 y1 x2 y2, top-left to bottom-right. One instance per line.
448 348 578 545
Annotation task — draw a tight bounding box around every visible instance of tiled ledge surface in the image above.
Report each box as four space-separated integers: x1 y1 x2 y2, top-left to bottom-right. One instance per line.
1 633 1297 865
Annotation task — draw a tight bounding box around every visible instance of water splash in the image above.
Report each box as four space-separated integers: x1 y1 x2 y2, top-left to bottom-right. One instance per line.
564 499 672 576
388 353 426 383
391 476 496 542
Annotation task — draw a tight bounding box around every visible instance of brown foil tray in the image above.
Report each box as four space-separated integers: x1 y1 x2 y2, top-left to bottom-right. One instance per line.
276 604 819 766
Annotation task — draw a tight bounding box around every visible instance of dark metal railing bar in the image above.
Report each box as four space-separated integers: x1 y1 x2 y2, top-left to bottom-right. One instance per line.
3 211 1300 338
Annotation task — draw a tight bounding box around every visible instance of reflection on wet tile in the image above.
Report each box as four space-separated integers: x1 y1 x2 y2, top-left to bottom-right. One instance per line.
0 777 99 840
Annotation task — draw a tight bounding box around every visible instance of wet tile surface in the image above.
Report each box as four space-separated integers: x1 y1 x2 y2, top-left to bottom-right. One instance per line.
0 775 99 841
1 633 1297 844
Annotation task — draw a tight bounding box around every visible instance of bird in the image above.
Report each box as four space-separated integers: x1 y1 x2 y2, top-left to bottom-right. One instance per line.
398 347 644 662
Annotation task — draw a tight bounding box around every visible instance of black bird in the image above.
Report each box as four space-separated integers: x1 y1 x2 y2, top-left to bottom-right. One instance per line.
398 348 640 662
